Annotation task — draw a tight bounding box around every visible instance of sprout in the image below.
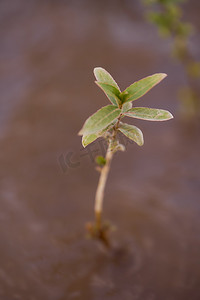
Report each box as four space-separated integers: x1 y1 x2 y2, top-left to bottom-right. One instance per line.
79 67 173 246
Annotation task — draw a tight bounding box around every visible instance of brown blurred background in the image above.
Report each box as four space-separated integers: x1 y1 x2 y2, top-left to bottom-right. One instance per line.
0 0 200 299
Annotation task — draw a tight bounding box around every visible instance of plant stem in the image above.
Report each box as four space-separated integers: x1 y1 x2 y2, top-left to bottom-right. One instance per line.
94 116 123 230
94 139 114 230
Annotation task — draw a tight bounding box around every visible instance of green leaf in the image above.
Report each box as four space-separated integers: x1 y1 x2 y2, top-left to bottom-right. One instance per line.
125 107 173 121
94 67 120 90
82 133 98 147
118 122 144 146
120 73 167 103
95 82 122 107
79 105 121 136
122 102 132 113
81 120 119 147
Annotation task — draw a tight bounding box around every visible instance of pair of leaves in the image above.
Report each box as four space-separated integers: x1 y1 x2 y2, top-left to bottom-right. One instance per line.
94 67 167 108
81 115 144 147
79 67 173 147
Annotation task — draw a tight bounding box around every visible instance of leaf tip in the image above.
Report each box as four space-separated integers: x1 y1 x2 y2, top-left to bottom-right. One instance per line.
159 73 167 81
78 128 84 136
162 73 167 77
162 110 174 121
93 67 103 79
168 112 174 119
137 134 144 146
94 67 102 72
139 140 144 146
81 137 86 148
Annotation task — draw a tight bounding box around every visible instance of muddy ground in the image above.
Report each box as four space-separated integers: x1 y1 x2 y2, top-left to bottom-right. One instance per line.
0 1 200 299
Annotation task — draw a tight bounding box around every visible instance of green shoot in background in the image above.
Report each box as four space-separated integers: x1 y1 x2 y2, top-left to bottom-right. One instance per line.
143 0 200 120
79 67 173 246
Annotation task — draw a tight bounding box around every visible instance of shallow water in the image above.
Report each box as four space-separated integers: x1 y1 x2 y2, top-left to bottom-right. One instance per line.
0 1 200 299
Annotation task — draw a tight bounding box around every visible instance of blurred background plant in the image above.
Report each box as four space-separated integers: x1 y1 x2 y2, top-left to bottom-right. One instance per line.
143 0 200 121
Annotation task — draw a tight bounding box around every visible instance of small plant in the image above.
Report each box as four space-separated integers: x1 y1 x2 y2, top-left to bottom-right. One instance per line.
79 67 173 246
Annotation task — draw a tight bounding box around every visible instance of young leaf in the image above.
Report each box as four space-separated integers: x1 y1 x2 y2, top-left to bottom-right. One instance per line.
94 67 120 91
79 105 121 136
95 82 121 107
122 102 132 113
125 107 173 121
120 73 167 103
118 122 144 146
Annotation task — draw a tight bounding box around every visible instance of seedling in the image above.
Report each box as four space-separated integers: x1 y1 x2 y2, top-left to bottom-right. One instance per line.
79 67 173 246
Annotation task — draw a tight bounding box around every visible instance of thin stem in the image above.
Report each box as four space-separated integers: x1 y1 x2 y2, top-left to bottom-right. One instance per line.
94 115 122 229
94 139 114 229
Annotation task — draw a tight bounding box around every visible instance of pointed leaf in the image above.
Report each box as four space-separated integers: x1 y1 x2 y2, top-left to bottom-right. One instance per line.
95 82 122 106
94 67 120 90
79 105 121 136
118 122 144 146
125 107 173 121
121 73 167 103
82 133 98 147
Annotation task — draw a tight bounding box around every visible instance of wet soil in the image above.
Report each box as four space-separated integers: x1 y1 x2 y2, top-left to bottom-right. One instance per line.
0 1 200 299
